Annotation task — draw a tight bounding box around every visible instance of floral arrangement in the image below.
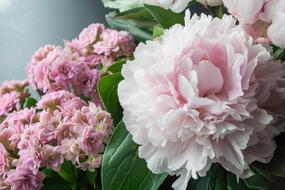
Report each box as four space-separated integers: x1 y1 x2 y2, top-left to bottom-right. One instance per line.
1 0 285 189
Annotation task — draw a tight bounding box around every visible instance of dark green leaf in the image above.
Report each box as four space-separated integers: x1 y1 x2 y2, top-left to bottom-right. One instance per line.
244 167 282 190
253 134 285 178
273 48 285 61
209 5 225 18
108 60 127 73
145 5 184 29
213 165 226 190
58 161 78 185
42 169 71 190
106 8 156 41
187 164 217 190
226 172 249 190
102 121 167 190
97 73 124 125
22 97 37 108
85 170 98 189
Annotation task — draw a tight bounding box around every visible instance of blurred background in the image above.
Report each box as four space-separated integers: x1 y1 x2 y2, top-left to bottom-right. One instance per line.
0 0 108 82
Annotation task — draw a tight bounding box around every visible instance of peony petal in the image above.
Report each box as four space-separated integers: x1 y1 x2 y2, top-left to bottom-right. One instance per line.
194 60 224 97
223 0 265 24
267 13 285 48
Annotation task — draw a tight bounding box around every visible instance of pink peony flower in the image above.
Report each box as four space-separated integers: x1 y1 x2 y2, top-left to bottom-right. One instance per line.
5 165 44 190
118 12 284 190
224 0 285 48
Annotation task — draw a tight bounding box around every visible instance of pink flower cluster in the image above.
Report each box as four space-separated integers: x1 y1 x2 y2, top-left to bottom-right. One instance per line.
0 80 29 117
65 24 136 68
0 90 113 190
27 24 135 103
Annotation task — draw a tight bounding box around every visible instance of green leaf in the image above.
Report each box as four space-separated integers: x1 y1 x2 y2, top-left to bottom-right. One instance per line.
85 170 98 189
102 121 167 190
226 172 249 190
22 97 37 108
145 5 184 29
97 73 124 126
152 25 164 38
106 8 156 41
58 161 78 185
108 60 127 73
187 162 285 190
42 169 71 190
187 164 218 190
273 48 285 61
213 165 226 190
244 167 282 190
209 5 225 18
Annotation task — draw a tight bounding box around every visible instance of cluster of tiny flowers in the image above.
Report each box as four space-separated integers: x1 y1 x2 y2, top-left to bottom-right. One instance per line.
0 90 113 190
27 24 135 103
65 23 136 68
0 80 30 118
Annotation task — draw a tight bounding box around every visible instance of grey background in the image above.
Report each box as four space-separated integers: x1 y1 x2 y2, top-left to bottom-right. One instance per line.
0 0 108 83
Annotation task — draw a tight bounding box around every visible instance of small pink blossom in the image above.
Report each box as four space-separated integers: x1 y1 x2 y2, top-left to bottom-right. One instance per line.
0 108 37 149
37 90 85 112
72 65 100 103
60 139 84 165
27 45 62 90
65 23 135 68
5 165 44 190
0 143 9 178
40 145 64 171
93 29 136 67
38 110 62 129
78 126 105 156
79 155 102 171
56 122 79 141
66 24 105 54
0 80 29 98
0 92 20 116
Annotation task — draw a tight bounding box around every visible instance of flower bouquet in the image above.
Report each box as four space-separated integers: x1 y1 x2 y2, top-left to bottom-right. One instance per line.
1 0 285 189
